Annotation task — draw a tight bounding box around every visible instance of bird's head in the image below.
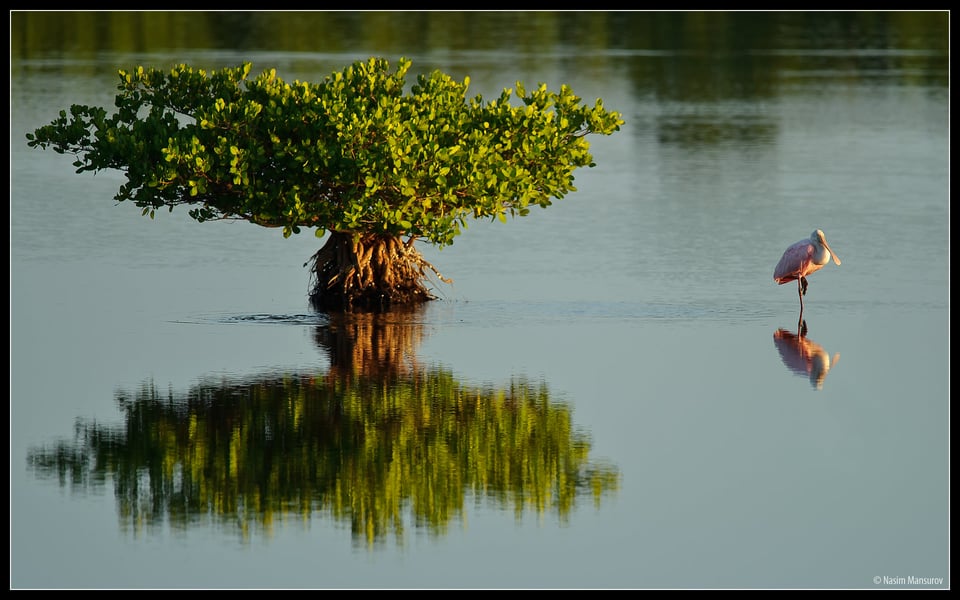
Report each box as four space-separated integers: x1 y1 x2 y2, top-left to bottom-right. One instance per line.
813 229 841 266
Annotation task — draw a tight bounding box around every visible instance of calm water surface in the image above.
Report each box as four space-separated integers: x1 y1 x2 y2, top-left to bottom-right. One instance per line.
11 12 949 589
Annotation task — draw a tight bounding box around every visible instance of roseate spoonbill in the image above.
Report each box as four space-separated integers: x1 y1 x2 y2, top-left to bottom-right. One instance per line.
774 229 841 316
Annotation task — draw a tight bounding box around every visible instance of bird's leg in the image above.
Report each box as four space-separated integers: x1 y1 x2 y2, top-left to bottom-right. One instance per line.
796 277 806 324
800 276 809 296
799 318 807 337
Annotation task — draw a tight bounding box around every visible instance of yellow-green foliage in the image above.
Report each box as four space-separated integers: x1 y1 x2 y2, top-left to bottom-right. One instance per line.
27 58 623 245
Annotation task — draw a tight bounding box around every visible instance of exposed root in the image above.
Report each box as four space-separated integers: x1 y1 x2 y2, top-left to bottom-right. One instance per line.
305 231 452 311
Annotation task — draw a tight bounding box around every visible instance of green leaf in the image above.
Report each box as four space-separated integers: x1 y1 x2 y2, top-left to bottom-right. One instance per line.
24 57 622 248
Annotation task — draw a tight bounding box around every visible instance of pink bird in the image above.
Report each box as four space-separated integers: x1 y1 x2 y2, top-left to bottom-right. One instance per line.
774 229 842 317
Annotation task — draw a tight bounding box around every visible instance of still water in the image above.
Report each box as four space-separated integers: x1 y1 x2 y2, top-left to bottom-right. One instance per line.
10 12 949 589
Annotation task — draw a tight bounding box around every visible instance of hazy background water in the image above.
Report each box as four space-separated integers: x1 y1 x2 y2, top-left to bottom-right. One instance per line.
10 11 949 589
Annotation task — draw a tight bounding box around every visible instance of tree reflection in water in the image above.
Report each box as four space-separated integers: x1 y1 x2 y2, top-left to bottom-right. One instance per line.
26 307 619 547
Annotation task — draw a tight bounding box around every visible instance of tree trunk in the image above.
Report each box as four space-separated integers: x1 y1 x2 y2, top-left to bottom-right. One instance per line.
306 232 450 311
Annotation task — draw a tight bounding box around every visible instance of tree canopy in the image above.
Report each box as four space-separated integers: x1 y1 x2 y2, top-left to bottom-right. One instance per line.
27 57 624 245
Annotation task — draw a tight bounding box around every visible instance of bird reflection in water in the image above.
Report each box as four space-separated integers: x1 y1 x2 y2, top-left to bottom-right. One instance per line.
773 322 840 390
